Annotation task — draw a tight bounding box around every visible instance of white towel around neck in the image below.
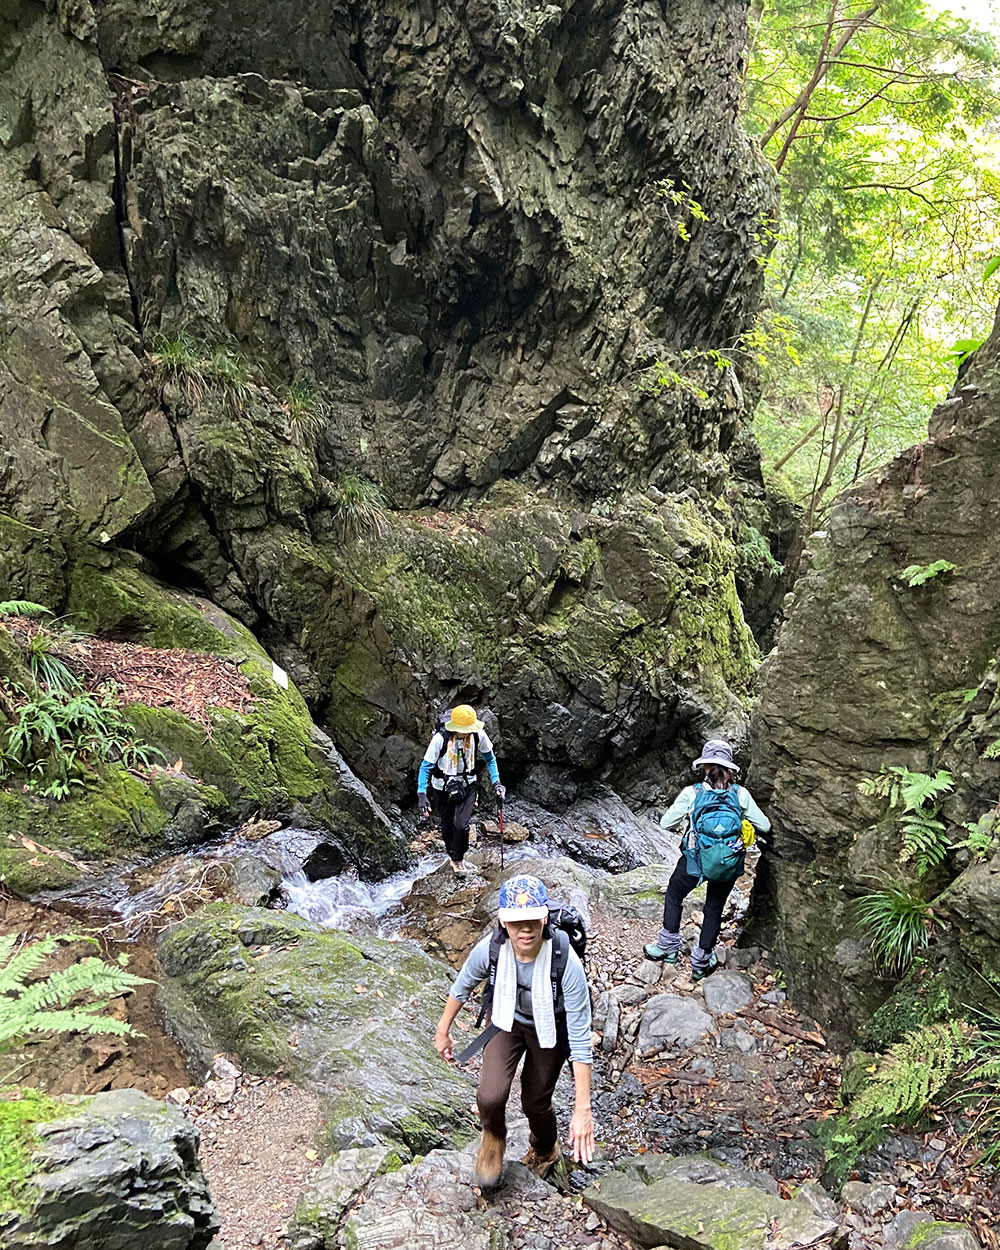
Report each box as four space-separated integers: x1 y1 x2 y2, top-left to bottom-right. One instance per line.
490 934 557 1049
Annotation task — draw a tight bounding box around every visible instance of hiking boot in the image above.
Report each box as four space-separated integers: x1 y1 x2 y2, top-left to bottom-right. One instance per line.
474 1131 505 1188
643 943 678 964
691 952 719 982
453 861 467 877
521 1142 561 1178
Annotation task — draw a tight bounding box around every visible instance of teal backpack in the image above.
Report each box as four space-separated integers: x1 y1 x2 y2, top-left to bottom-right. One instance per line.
684 784 745 883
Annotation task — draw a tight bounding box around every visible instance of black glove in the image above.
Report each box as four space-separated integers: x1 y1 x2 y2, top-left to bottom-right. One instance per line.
495 784 506 802
417 794 430 818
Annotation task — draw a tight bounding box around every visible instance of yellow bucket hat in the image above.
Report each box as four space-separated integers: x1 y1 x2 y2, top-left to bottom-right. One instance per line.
446 704 484 733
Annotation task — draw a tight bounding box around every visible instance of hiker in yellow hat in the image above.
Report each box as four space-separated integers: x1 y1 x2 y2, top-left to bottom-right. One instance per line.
417 704 504 876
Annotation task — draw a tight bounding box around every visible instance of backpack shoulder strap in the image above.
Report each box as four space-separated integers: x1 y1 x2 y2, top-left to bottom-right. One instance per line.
475 925 506 1027
549 928 569 1009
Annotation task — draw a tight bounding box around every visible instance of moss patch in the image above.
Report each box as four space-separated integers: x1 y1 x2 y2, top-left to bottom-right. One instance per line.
0 1089 63 1216
65 557 248 654
0 773 170 891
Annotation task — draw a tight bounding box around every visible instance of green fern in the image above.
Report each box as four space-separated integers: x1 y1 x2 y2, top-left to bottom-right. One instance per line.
851 1020 973 1123
0 934 150 1051
0 601 52 619
858 766 954 876
900 811 950 872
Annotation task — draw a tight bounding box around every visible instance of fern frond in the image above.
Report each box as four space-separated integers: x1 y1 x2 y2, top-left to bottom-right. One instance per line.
900 812 950 872
898 769 954 812
14 957 148 1015
0 936 151 1049
0 934 59 995
0 600 53 618
852 1020 973 1124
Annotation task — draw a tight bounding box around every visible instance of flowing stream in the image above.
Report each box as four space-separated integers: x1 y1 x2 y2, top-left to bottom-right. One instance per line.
50 826 555 938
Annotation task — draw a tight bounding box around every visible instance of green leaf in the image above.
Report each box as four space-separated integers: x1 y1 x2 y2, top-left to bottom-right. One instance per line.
984 255 1000 282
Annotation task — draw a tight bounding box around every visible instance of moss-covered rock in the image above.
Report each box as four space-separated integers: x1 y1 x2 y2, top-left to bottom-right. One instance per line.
0 1089 63 1220
156 905 477 1154
1 1088 218 1249
0 562 403 891
306 491 759 804
581 1153 838 1249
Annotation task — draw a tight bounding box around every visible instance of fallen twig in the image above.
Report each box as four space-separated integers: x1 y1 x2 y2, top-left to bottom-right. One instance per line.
739 1007 826 1046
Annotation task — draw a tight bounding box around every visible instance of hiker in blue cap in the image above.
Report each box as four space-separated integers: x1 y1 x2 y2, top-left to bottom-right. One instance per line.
643 739 770 979
434 874 594 1189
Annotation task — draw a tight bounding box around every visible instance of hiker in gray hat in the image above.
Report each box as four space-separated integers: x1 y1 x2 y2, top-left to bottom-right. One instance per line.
643 739 770 979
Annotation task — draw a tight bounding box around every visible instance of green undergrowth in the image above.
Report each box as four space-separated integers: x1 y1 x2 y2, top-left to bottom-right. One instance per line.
0 1090 63 1216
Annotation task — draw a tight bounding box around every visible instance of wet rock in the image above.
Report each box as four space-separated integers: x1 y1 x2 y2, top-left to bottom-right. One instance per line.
760 989 786 1005
884 1212 936 1248
841 1180 896 1215
596 865 676 921
638 995 713 1052
157 904 477 1153
537 789 676 872
218 855 282 907
892 1222 981 1250
701 970 753 1015
3 1088 218 1250
612 983 650 1008
338 1149 515 1248
728 947 760 969
602 997 621 1053
583 1153 837 1249
631 959 664 987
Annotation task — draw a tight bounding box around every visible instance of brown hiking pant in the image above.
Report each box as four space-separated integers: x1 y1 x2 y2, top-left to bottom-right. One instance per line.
477 1020 566 1153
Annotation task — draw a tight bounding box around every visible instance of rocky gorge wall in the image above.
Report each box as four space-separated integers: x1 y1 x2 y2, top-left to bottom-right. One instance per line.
748 312 1000 1046
0 0 786 851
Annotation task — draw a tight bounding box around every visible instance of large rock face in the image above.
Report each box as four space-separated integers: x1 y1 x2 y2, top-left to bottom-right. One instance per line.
0 0 781 824
748 317 1000 1041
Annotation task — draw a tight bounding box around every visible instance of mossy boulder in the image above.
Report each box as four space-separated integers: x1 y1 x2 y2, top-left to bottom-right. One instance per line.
0 562 403 892
156 905 477 1155
1 1088 218 1250
582 1153 839 1249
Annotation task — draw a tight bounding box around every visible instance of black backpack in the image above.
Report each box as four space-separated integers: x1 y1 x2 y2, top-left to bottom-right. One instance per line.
474 903 587 1028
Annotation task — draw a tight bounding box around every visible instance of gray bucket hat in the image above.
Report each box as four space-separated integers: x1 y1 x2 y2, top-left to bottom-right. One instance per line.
692 739 740 774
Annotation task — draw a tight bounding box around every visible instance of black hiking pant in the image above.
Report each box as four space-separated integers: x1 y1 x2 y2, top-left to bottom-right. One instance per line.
436 784 477 863
662 856 733 954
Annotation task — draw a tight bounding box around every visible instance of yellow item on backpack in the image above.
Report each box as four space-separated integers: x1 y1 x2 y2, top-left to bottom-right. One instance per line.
741 819 756 848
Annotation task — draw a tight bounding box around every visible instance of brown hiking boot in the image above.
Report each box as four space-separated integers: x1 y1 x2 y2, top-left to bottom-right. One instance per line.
521 1142 561 1178
474 1131 506 1188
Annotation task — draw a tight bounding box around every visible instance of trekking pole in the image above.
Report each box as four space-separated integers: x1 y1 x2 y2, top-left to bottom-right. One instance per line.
497 800 504 870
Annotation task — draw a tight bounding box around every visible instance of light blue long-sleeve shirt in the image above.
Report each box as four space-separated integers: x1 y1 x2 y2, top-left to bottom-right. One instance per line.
417 729 500 792
449 932 592 1065
659 783 771 833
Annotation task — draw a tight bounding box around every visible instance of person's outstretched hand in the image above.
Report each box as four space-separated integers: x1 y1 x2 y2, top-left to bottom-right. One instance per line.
434 1028 454 1063
568 1106 595 1164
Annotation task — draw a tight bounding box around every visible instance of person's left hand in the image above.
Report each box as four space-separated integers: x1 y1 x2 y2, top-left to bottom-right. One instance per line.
568 1106 595 1164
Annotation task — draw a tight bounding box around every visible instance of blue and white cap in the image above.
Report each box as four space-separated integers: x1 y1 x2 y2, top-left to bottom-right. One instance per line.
497 874 549 922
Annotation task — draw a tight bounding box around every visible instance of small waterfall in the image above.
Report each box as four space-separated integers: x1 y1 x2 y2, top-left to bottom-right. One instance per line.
281 855 444 932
